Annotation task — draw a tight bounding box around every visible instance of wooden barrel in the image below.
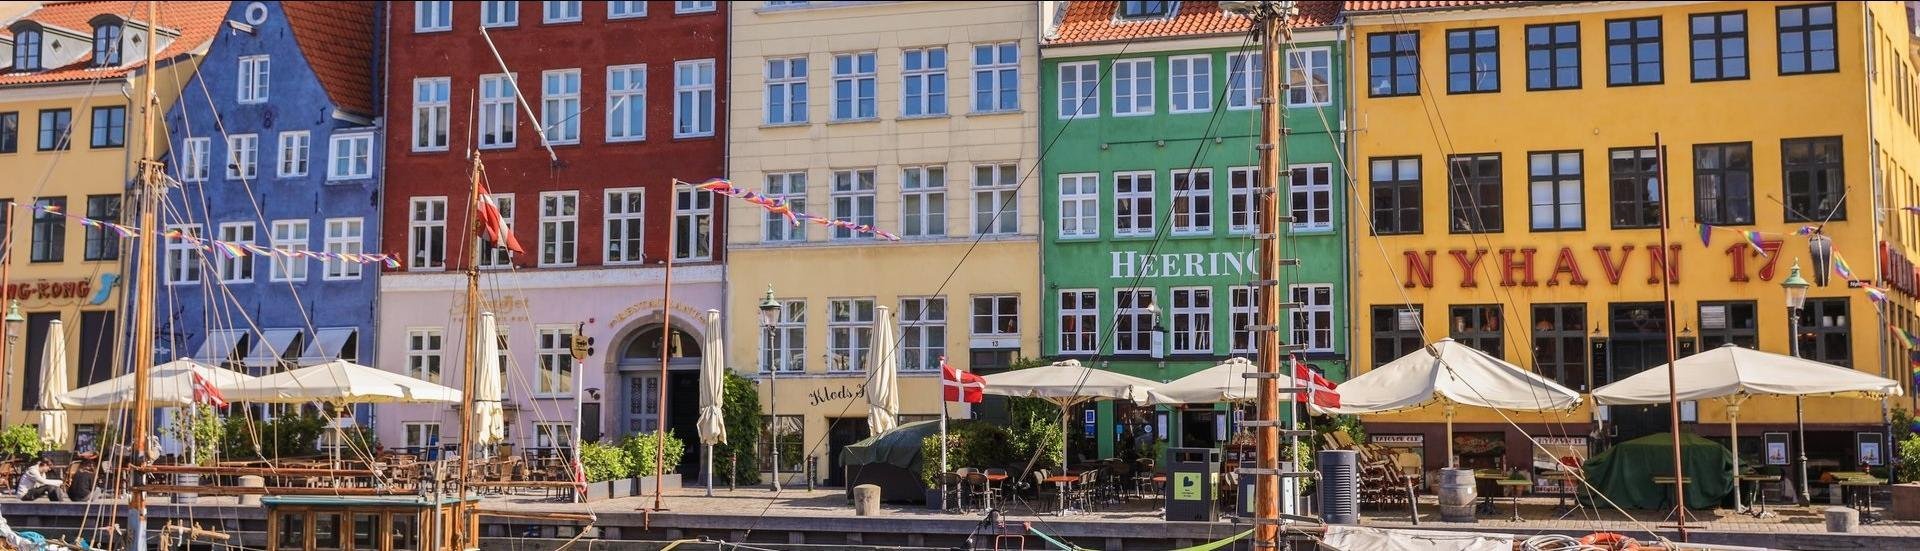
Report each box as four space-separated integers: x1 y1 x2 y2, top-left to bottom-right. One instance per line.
1436 468 1477 522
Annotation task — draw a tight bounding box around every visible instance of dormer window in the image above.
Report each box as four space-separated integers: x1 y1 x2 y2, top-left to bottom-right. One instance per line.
1119 1 1172 19
92 23 122 67
13 29 41 70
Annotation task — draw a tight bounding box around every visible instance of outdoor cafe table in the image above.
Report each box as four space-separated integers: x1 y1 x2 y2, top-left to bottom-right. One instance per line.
1496 480 1530 521
1653 476 1694 522
1736 474 1783 517
1043 473 1078 516
1840 477 1888 523
1474 471 1505 515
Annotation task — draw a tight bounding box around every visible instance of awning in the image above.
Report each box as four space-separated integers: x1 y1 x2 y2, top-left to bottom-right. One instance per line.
300 328 358 363
192 329 247 364
241 329 303 368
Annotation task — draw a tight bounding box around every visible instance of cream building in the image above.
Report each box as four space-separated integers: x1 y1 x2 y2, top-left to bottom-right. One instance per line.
725 1 1040 487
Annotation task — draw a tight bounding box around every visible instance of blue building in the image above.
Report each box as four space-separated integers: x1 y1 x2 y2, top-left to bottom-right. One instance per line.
144 2 381 418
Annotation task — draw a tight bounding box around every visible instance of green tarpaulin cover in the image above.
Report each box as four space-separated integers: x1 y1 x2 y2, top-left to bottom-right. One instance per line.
1581 432 1733 510
838 419 946 470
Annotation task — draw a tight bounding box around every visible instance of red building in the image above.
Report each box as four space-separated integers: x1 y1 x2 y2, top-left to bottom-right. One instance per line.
377 1 726 471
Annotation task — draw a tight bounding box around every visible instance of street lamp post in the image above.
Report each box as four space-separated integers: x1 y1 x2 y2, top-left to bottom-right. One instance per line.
2 300 23 427
1781 262 1811 506
757 286 783 492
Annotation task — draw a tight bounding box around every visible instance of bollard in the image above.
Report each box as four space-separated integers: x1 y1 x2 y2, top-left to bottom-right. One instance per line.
807 457 818 492
1826 507 1859 533
852 484 881 516
237 476 265 506
728 454 738 492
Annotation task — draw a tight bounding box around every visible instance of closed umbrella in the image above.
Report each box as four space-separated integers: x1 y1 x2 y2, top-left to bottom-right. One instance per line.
981 360 1159 467
1327 338 1582 467
474 313 506 448
58 359 256 408
36 319 69 448
867 306 899 436
1592 343 1902 512
696 309 727 496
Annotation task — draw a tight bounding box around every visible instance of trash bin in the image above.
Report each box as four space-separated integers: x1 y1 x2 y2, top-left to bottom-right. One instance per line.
1165 447 1221 521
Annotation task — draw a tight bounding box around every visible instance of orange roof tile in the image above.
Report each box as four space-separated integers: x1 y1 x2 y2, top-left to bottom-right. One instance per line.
282 1 376 117
1342 1 1536 14
1050 1 1341 46
0 1 229 87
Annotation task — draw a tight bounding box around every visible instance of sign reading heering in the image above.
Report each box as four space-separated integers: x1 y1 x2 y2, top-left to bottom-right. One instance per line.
1110 251 1258 279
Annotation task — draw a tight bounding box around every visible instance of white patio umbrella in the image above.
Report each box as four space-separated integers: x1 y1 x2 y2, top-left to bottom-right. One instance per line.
1148 357 1310 405
1592 343 1903 512
981 359 1160 466
696 309 728 496
223 360 462 404
474 313 507 448
1327 338 1582 467
36 319 69 448
867 306 899 436
58 359 257 409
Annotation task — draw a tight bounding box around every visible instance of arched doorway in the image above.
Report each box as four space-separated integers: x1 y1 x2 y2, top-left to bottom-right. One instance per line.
615 323 703 476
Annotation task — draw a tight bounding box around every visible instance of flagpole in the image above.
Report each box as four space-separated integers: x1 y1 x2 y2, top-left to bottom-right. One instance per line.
938 357 949 478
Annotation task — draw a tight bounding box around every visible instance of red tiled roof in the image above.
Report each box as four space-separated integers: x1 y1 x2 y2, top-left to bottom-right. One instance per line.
1343 1 1533 14
0 1 229 87
1050 1 1341 46
282 1 376 117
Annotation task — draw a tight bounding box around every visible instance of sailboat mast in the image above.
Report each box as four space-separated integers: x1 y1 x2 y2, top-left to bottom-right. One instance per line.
456 154 485 551
128 2 161 551
1653 134 1689 540
1252 4 1290 547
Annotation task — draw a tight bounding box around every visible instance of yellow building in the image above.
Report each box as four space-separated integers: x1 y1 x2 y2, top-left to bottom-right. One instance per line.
725 1 1040 486
0 1 225 445
1345 1 1920 484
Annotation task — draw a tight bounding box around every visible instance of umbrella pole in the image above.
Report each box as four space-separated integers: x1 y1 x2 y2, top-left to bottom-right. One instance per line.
1729 402 1742 513
1445 405 1456 469
938 395 948 477
705 443 714 497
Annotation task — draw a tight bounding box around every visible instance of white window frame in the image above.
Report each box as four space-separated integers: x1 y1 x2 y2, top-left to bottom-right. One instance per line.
832 51 877 121
675 1 716 14
1058 173 1099 239
270 219 309 282
535 325 576 396
972 163 1018 235
534 422 576 449
237 55 269 104
408 197 447 271
764 57 808 125
898 296 945 372
1168 54 1212 114
1227 51 1264 110
1114 171 1155 237
542 0 580 23
538 191 579 267
413 77 451 152
608 1 647 19
478 194 515 269
901 47 947 117
1229 166 1260 234
1286 47 1333 107
1113 58 1154 116
402 422 441 449
1057 61 1099 119
216 222 255 283
673 187 713 261
828 298 875 372
324 217 363 280
1230 285 1259 353
1171 168 1212 235
674 59 716 138
277 131 310 177
1289 163 1333 232
479 74 517 149
180 137 210 183
900 165 947 238
541 68 582 144
165 224 201 285
972 42 1019 113
482 1 519 27
327 134 373 181
226 133 258 180
970 294 1019 337
761 299 805 372
830 169 876 240
1115 288 1155 354
604 188 646 265
406 328 445 384
1170 287 1212 354
1058 289 1098 354
415 1 452 32
1290 284 1334 353
606 64 647 142
763 172 807 242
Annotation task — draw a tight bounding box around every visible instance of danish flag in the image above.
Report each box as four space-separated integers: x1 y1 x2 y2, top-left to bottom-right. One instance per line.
940 357 985 404
191 371 229 408
1292 356 1340 409
476 182 524 254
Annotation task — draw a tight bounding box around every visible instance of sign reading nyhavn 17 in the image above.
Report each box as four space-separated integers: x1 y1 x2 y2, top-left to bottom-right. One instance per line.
1395 241 1792 288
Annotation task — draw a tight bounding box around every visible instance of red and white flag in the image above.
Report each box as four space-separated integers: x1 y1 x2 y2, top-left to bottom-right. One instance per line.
191 371 229 408
1292 356 1339 409
476 183 524 254
940 357 985 403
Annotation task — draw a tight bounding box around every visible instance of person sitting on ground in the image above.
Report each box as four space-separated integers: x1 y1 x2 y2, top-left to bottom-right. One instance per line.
66 456 98 502
18 459 65 502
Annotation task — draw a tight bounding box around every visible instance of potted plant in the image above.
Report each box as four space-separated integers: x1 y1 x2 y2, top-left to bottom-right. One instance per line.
577 441 630 501
919 433 958 510
621 432 686 495
165 404 223 501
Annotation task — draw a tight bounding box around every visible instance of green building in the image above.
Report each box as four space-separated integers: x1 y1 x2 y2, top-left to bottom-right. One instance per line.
1038 1 1346 460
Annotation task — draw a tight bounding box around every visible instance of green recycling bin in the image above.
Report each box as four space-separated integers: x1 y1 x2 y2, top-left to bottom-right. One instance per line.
1165 447 1221 521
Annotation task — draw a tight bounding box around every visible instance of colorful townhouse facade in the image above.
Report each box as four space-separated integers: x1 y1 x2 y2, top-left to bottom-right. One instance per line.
1345 1 1920 484
146 2 381 441
1037 1 1348 461
0 1 227 450
376 0 728 477
724 0 1041 486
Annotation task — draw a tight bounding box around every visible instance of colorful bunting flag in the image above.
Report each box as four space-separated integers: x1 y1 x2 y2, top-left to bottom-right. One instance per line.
1742 231 1769 257
1832 250 1857 282
1697 223 1712 247
1864 284 1889 304
1 202 402 269
690 178 899 240
1893 324 1920 349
